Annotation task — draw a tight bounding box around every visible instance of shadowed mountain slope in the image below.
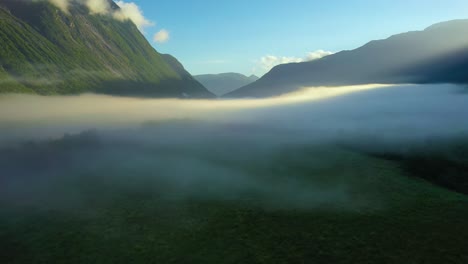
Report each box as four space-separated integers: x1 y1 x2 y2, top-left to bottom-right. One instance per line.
228 19 468 98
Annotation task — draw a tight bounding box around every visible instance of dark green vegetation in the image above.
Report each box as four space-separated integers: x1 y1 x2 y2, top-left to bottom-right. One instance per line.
228 19 468 97
195 73 259 96
0 0 212 97
1 128 467 264
363 139 468 195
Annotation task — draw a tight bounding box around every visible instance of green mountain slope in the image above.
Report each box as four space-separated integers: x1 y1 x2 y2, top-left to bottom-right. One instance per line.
0 0 213 98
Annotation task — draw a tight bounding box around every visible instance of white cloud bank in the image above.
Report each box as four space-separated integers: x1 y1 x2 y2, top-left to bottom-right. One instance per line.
153 29 170 43
254 50 334 75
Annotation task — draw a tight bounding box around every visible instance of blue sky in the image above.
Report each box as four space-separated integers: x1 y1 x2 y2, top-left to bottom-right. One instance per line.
130 0 468 76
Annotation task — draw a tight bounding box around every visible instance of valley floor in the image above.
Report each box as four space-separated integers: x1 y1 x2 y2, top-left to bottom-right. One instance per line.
0 131 467 264
1 84 468 263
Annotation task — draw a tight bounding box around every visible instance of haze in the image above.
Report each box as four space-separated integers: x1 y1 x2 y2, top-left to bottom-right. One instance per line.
1 84 467 211
1 84 467 143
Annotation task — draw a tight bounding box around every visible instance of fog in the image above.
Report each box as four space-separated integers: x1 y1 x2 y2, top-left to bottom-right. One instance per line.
1 83 467 143
1 83 467 212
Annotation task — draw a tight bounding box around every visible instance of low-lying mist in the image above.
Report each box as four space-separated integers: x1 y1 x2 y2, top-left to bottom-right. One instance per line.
1 84 467 141
1 83 468 212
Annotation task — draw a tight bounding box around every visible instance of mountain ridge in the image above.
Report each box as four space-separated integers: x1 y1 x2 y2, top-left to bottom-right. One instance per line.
0 0 213 98
227 19 468 98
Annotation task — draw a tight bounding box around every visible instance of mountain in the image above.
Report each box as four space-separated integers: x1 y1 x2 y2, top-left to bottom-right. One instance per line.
227 19 468 98
0 0 213 98
194 73 259 96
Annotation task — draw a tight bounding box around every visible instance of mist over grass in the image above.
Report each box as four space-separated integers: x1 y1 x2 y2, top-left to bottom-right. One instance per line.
1 83 468 210
1 84 468 263
1 83 467 143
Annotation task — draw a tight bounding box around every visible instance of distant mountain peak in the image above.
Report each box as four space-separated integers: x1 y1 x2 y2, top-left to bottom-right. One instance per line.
195 72 260 96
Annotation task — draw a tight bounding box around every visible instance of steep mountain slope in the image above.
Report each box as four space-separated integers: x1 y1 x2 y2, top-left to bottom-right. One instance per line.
0 0 213 98
194 73 259 96
228 19 468 98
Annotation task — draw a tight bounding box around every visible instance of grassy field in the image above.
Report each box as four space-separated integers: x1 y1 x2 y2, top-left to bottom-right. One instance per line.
0 130 467 264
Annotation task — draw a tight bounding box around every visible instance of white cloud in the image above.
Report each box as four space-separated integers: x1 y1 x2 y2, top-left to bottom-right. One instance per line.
153 29 170 43
113 1 155 31
254 50 334 75
305 50 334 61
46 0 70 13
40 0 156 33
85 0 111 15
258 55 303 71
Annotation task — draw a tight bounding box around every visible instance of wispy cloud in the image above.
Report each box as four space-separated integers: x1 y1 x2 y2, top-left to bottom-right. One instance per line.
153 29 170 43
85 0 111 15
305 50 334 61
253 50 334 75
113 1 155 31
35 0 157 33
47 0 70 13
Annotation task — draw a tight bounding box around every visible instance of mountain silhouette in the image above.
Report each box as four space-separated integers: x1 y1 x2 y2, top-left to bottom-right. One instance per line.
195 73 259 96
227 19 468 98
